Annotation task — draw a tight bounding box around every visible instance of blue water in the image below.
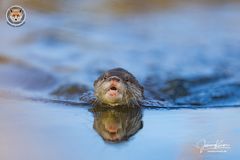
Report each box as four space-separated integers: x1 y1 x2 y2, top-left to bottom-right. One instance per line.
0 0 240 159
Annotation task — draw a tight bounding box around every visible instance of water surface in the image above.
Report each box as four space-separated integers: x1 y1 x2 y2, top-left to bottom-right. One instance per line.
0 0 240 159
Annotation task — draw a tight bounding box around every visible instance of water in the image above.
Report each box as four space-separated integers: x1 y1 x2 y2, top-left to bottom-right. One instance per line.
1 98 239 160
0 0 240 159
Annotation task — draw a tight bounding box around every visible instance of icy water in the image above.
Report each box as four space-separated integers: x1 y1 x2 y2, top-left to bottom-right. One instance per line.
0 0 240 159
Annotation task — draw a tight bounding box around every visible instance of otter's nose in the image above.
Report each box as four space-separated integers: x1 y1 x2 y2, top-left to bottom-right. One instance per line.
108 76 120 82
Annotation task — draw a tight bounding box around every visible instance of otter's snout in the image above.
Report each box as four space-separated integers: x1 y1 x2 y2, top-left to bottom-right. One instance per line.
107 76 121 82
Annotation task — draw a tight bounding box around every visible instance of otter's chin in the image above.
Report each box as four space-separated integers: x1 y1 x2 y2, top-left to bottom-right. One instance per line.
104 91 123 106
107 89 119 97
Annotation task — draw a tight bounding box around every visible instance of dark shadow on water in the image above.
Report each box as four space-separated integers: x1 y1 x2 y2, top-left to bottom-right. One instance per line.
51 83 89 100
143 73 240 109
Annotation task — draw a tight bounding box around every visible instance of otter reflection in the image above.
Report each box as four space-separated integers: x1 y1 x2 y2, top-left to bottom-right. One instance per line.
91 106 143 143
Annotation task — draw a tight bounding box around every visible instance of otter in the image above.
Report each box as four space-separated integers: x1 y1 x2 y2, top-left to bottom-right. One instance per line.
94 68 144 107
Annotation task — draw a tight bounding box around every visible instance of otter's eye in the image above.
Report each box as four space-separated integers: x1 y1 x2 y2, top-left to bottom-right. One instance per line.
125 77 130 82
103 75 107 80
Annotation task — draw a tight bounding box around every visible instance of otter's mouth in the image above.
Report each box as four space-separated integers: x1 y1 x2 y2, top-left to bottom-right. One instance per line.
107 85 120 97
110 86 117 91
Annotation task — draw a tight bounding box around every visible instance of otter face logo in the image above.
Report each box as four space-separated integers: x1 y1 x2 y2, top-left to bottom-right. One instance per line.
6 6 26 27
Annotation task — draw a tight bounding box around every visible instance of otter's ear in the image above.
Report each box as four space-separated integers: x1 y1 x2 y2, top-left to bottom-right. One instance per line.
140 121 143 130
94 79 99 87
93 122 96 130
140 85 144 93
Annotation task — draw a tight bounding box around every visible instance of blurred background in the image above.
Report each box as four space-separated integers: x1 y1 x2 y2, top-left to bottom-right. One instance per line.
0 0 240 160
1 0 240 89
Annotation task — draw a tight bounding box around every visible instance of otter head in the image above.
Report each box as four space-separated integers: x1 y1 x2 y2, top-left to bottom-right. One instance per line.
94 68 144 106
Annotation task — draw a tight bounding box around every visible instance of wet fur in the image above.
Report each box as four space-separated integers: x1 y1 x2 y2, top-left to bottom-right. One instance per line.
94 68 144 107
